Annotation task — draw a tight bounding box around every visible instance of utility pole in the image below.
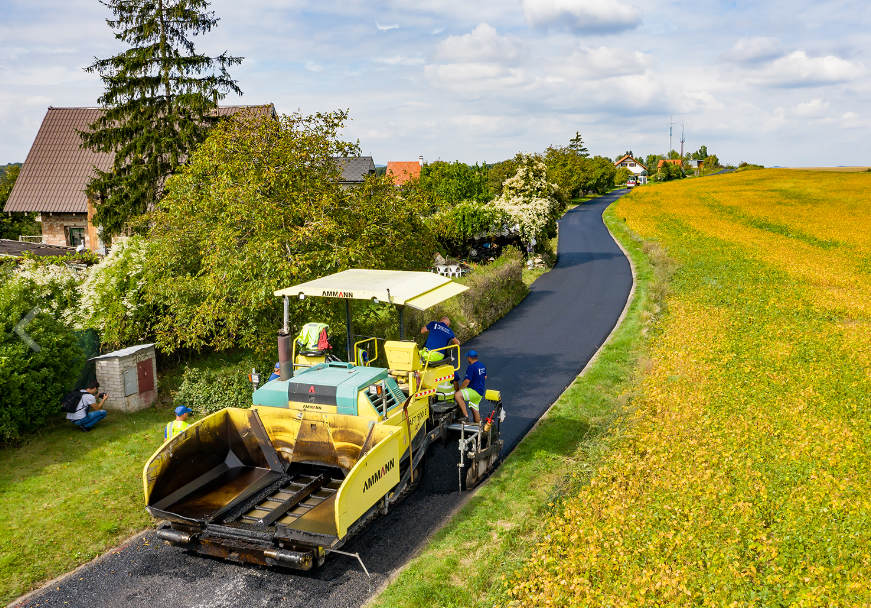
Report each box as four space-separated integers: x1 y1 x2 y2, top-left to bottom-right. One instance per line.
669 116 674 155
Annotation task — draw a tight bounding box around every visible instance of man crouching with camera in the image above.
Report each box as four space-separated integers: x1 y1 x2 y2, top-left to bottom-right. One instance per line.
67 380 109 432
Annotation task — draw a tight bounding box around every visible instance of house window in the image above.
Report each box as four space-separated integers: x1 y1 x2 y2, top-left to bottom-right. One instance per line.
629 162 636 167
621 162 627 167
68 227 85 248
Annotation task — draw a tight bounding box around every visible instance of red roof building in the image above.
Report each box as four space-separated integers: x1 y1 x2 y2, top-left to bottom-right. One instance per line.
386 161 421 185
657 159 684 169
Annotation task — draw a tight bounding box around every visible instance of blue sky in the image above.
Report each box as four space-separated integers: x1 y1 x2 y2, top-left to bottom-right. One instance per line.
2 0 870 166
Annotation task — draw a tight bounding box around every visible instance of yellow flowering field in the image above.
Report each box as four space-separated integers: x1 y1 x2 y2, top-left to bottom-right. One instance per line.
508 170 871 606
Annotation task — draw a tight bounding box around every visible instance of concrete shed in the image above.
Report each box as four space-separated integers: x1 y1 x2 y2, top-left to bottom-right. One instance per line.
90 344 158 412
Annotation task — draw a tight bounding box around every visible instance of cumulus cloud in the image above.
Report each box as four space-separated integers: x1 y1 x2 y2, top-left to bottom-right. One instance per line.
751 51 865 87
722 38 866 88
521 0 642 34
434 24 525 63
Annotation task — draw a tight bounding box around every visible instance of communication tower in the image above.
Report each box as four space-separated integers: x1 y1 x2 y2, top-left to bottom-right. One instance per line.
680 121 685 158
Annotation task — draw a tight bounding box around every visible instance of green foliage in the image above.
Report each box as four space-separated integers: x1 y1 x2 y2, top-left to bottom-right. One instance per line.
0 165 41 240
82 0 243 236
667 149 681 159
175 360 263 415
614 167 633 185
79 235 154 348
705 154 720 168
653 161 686 182
737 161 765 171
427 201 510 245
142 109 435 355
645 154 663 172
567 132 590 157
493 154 565 245
0 276 84 441
581 156 619 194
487 156 521 197
403 160 492 214
407 248 528 344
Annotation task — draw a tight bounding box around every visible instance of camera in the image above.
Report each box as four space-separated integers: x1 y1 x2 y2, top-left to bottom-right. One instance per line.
98 392 107 399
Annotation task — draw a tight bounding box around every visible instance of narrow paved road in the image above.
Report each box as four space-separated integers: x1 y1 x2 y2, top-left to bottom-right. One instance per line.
15 191 632 608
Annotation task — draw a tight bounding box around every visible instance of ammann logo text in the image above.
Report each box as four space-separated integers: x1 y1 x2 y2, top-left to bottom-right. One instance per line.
362 459 394 493
322 290 353 298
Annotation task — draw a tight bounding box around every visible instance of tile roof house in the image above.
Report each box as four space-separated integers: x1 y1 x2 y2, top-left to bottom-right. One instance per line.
614 155 648 184
4 105 275 252
333 156 376 188
386 159 422 185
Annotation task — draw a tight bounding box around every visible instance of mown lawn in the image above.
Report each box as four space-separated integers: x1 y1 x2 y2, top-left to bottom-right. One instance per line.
0 405 173 604
369 202 657 607
509 170 871 606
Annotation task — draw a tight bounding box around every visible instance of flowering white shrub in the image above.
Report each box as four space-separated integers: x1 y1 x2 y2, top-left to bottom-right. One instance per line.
11 259 85 327
492 154 563 244
78 235 152 346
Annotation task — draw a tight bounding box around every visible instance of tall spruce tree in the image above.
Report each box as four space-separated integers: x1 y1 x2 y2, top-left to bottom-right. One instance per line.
567 132 589 158
81 0 242 236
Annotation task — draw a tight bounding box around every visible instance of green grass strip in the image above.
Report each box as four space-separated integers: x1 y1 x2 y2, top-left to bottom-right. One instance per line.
369 203 655 608
0 406 173 604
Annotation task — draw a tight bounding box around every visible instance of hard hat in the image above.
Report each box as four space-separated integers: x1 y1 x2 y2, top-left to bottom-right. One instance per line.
175 405 193 416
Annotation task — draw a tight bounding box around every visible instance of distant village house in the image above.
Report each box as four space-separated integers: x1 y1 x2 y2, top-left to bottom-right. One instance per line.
333 156 376 189
614 155 648 184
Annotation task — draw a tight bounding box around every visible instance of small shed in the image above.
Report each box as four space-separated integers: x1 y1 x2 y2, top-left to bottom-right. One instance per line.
90 344 158 412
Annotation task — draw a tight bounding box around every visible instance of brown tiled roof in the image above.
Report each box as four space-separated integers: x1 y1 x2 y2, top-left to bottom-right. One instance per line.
4 108 111 214
386 161 421 185
4 104 275 215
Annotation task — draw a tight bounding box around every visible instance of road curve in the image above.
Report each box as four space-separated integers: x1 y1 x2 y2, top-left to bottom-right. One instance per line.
15 191 633 608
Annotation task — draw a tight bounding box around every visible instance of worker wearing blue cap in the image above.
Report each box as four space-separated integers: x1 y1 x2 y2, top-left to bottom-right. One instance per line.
165 405 193 440
454 350 486 424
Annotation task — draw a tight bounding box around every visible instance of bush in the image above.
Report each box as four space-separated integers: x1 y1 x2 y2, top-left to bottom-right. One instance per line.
407 248 528 344
78 235 154 348
0 276 84 441
174 360 264 416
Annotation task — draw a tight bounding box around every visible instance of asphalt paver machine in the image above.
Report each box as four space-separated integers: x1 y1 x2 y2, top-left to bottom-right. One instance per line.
143 270 505 571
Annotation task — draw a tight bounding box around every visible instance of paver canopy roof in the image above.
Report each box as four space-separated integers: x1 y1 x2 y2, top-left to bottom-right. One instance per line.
274 269 468 311
4 105 275 215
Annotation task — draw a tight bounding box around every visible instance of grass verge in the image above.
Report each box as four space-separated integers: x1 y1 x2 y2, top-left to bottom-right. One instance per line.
0 405 174 604
367 202 658 607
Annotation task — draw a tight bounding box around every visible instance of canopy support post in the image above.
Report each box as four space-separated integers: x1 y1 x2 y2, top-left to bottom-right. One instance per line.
398 305 406 341
345 299 354 363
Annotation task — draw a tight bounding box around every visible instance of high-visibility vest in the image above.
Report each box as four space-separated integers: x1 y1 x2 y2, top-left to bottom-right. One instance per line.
165 420 189 440
297 323 329 351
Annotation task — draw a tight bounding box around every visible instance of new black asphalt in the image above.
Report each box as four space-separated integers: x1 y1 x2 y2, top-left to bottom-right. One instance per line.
14 191 633 608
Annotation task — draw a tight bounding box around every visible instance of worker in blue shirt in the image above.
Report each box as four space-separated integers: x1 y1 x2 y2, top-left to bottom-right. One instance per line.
455 350 486 423
268 362 280 381
420 317 460 363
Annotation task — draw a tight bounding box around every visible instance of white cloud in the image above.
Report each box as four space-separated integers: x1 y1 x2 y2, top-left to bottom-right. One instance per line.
751 51 865 88
724 37 784 64
520 0 642 34
304 61 324 72
795 98 830 116
554 46 650 80
376 23 399 31
434 24 525 63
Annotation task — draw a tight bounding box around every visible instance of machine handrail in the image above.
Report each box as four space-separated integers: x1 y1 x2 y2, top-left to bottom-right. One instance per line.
353 336 379 367
422 343 460 374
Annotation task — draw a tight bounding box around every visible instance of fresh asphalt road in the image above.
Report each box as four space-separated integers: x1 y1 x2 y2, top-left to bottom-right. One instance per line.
15 191 633 608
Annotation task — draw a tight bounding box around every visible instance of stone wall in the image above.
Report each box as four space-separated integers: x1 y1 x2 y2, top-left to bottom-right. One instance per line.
38 212 88 248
